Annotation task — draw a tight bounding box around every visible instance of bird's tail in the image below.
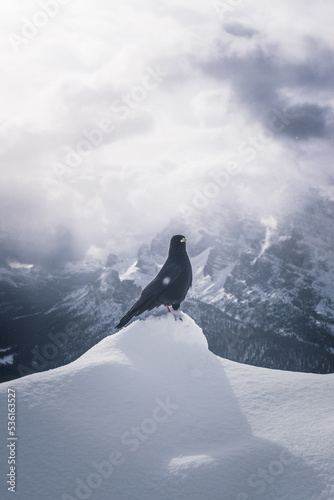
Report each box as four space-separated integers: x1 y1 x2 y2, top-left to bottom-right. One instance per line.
115 308 136 329
115 295 157 329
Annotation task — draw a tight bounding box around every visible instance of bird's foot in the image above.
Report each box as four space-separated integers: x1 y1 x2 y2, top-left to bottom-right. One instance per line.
172 310 183 322
166 305 183 321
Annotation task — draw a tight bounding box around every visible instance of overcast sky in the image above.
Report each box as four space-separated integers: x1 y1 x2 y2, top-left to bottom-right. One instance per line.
0 0 333 267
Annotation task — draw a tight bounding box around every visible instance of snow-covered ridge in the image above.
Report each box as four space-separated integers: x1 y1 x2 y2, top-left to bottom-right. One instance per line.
0 314 333 500
2 190 334 383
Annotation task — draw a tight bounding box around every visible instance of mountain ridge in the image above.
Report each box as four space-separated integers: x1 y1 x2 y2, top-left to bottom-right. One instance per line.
1 189 334 381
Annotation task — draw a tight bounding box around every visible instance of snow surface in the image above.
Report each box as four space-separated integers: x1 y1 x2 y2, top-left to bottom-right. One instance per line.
0 314 333 500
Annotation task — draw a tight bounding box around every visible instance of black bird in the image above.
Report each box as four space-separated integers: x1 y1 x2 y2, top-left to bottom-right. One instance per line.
116 235 192 329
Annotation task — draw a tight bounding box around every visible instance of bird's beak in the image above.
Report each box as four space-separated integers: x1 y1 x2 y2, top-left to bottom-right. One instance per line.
180 237 187 242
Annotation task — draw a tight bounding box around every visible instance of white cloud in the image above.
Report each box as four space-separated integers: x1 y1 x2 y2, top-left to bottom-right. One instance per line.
1 0 333 265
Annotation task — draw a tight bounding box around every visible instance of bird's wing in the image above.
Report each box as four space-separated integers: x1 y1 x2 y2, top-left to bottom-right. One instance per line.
140 260 181 300
115 261 181 329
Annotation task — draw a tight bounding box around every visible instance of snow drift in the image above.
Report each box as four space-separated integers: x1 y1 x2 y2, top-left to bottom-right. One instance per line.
0 313 333 500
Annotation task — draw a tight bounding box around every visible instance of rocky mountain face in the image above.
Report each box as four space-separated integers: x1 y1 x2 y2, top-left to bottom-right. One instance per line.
189 193 334 372
1 190 334 382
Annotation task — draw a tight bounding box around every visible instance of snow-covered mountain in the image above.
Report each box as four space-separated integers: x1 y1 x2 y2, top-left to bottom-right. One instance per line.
1 189 334 381
0 314 333 500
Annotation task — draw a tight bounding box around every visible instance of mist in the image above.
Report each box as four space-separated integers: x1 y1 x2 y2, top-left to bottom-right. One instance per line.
1 0 333 268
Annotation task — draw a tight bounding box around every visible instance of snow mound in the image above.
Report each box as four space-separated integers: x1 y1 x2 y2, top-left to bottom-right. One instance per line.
0 313 333 500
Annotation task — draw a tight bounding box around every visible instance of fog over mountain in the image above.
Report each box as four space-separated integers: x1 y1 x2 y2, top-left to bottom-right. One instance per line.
0 0 333 269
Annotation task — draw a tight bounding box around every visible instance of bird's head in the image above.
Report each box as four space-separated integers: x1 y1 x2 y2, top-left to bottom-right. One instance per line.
169 235 187 253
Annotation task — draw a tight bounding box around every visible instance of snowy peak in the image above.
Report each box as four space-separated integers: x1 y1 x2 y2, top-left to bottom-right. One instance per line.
0 314 332 500
74 313 210 379
117 313 209 351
